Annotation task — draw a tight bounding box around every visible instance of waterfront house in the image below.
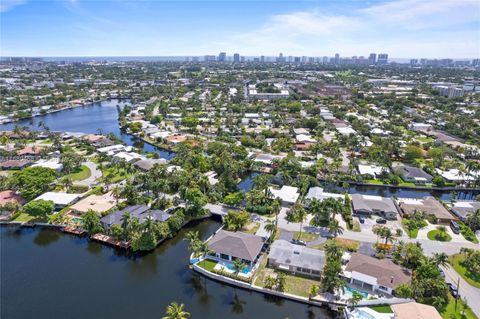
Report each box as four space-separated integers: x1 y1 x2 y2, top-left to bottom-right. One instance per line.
34 192 81 210
393 164 433 184
267 240 325 278
396 196 456 224
0 190 24 219
449 200 480 222
16 146 43 156
70 192 117 215
343 253 411 295
268 185 300 206
112 151 145 163
304 187 344 204
206 230 265 267
101 205 172 229
357 164 387 178
351 194 398 219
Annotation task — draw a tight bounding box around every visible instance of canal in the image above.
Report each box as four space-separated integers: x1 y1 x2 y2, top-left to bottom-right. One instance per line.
0 222 332 319
0 99 175 160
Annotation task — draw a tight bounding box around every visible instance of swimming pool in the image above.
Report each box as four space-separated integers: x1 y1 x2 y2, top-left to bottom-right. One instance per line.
344 286 369 299
225 263 251 274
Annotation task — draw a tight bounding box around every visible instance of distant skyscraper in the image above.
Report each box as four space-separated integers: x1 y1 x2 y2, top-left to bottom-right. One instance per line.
233 53 240 62
260 55 265 62
277 53 286 62
218 52 226 62
334 53 340 65
410 59 418 66
368 53 376 65
377 53 388 65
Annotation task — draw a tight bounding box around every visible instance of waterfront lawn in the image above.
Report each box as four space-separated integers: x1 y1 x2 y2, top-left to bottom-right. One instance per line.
293 231 319 242
253 258 318 298
198 259 217 272
64 165 91 181
449 254 480 288
427 229 452 242
440 295 477 319
368 305 393 313
459 222 479 244
13 212 48 223
364 179 384 185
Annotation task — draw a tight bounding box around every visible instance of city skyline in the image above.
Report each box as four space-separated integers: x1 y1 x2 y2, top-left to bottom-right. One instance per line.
1 0 479 58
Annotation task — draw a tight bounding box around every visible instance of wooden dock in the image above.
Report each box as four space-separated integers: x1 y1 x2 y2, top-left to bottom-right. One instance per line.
62 226 86 237
91 233 130 249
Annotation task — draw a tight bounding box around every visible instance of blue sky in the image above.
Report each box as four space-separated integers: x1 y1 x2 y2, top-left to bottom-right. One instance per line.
1 0 479 58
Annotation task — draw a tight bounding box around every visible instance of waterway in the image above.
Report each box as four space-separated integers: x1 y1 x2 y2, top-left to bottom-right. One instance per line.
0 100 175 160
0 222 332 319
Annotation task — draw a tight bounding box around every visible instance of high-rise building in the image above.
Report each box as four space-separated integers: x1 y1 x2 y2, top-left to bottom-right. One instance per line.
334 53 340 65
377 53 388 65
260 55 265 62
322 56 329 63
410 59 418 66
276 53 286 62
368 53 376 65
233 53 240 62
218 52 227 62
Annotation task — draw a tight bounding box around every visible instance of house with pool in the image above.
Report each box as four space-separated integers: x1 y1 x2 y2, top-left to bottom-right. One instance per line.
203 230 265 276
342 253 411 296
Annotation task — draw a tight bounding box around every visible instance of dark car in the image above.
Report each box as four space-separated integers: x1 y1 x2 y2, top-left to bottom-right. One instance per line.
359 217 365 224
291 239 306 246
376 218 387 224
448 283 459 298
438 268 445 278
450 221 460 234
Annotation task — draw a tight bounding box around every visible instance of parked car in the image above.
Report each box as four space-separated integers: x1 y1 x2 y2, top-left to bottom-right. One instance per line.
448 283 459 298
450 220 460 234
376 218 387 224
291 239 306 246
359 216 365 224
438 268 445 278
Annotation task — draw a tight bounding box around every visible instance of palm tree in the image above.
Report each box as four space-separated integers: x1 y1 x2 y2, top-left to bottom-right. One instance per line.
264 219 277 243
286 204 307 241
232 259 246 278
120 212 130 240
162 302 190 319
60 176 73 192
432 252 449 268
112 186 122 205
347 291 363 309
431 295 446 310
327 219 344 238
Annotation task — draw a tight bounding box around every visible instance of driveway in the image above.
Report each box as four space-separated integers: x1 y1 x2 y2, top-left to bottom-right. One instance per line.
442 265 480 317
75 161 102 187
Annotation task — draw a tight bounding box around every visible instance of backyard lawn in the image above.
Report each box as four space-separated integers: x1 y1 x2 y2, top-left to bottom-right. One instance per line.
197 259 217 272
449 254 480 288
242 222 260 235
13 212 48 223
311 238 360 252
368 305 393 313
65 165 91 181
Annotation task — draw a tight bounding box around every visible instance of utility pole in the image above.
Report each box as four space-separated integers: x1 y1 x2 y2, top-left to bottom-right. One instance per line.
455 277 460 311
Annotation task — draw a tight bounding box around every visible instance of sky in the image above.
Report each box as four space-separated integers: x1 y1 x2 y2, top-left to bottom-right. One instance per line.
0 0 479 58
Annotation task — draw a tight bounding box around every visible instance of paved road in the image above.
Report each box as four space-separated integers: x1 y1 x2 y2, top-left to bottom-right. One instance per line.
442 265 480 317
75 161 102 187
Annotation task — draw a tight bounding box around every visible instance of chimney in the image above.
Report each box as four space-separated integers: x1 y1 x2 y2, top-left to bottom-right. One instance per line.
390 276 394 284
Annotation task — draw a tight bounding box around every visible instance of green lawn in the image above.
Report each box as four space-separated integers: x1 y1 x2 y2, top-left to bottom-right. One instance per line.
293 231 319 242
416 136 434 143
198 259 217 272
427 230 452 242
440 295 478 319
398 182 416 187
449 254 480 288
368 305 393 313
242 222 260 235
364 179 384 185
402 220 420 238
13 213 48 223
64 165 91 181
312 238 360 252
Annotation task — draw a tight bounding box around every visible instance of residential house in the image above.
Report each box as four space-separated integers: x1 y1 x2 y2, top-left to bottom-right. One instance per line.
396 196 456 224
206 230 265 267
101 205 171 229
449 200 480 222
391 302 442 319
267 240 325 278
393 164 433 184
32 158 63 172
0 190 24 220
304 187 344 204
134 159 168 172
70 192 117 215
0 159 32 170
357 164 387 178
351 194 398 219
268 185 300 205
34 192 81 210
343 253 411 295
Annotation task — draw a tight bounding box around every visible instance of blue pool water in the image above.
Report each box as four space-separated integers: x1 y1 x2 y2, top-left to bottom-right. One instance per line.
344 286 369 299
190 258 200 265
226 263 251 274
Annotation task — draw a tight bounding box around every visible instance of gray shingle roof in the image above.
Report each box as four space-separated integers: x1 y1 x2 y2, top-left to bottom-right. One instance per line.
268 240 325 270
207 230 264 262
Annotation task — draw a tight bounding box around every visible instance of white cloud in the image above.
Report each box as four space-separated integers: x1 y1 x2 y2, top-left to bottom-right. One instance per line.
215 0 480 57
0 0 27 13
